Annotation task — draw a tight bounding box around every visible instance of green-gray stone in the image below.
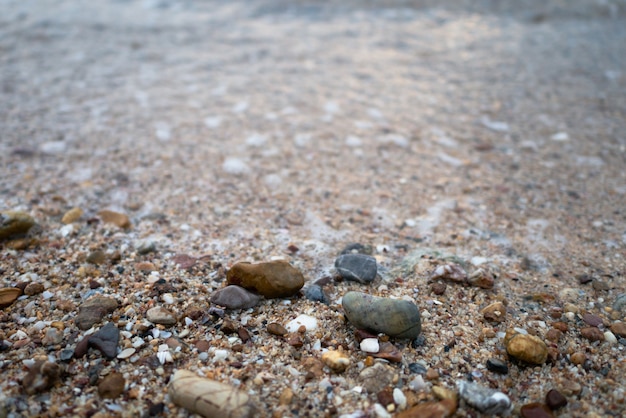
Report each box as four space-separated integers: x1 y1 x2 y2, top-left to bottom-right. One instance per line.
0 211 35 240
342 291 421 339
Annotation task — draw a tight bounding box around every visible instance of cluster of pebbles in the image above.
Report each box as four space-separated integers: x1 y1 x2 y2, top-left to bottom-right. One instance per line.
1 208 626 417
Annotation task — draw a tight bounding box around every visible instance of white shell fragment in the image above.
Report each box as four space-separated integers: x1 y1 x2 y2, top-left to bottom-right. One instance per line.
168 370 257 418
285 314 318 332
457 380 512 415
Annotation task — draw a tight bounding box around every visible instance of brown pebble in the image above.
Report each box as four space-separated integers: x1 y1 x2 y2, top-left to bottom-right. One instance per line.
0 211 35 240
221 318 238 334
226 260 304 298
505 330 548 364
582 313 603 327
377 387 395 407
610 322 626 338
287 334 303 348
552 322 568 332
301 357 324 378
86 250 107 265
580 327 604 342
354 329 378 342
61 207 83 224
98 209 131 228
466 268 494 289
545 389 567 410
194 340 211 352
75 296 119 330
24 282 44 296
98 372 126 399
425 368 439 380
267 322 288 336
135 262 157 271
520 402 554 418
545 328 563 343
22 361 61 395
0 287 22 309
570 352 586 365
238 327 251 343
592 280 609 291
371 341 403 363
431 282 446 295
481 301 507 323
395 399 456 418
559 380 582 396
279 387 294 406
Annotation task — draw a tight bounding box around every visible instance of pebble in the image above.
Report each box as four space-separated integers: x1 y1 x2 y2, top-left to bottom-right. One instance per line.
610 322 626 337
286 314 318 332
466 268 495 289
342 291 421 339
210 285 261 310
25 282 45 297
0 210 35 240
117 347 136 360
43 328 63 345
580 327 604 342
520 402 554 418
457 380 512 415
408 363 427 374
169 369 257 418
322 349 351 373
545 389 567 410
226 260 304 298
59 348 74 362
335 254 377 284
582 313 603 327
486 358 509 374
61 207 83 224
395 400 456 418
360 338 380 353
429 263 467 283
89 322 120 359
504 330 548 364
481 301 507 323
360 363 396 393
146 306 177 326
98 372 125 399
22 360 61 395
0 287 21 309
98 209 131 228
267 322 288 336
613 293 626 312
75 296 119 330
372 342 403 363
86 250 107 265
570 351 586 365
393 388 407 410
303 284 329 304
136 239 157 255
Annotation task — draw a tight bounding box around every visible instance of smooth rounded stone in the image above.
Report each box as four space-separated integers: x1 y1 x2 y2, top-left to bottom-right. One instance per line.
0 287 21 309
342 291 421 339
610 322 626 338
360 338 380 353
408 362 427 374
98 372 125 399
59 348 75 362
339 243 373 255
42 328 63 345
359 363 396 393
210 285 261 310
169 369 257 418
86 250 107 265
486 358 509 374
504 330 548 364
613 293 626 312
267 322 288 336
393 388 407 410
0 211 35 240
75 296 119 330
303 284 329 304
335 254 377 284
136 239 157 255
520 402 554 418
466 268 494 289
604 331 617 344
22 361 61 395
457 380 512 415
23 282 44 296
89 322 120 359
61 207 83 224
395 400 456 418
580 327 604 342
98 209 131 228
146 306 177 326
226 260 304 298
545 389 567 410
582 313 603 327
481 302 507 323
321 349 350 372
117 347 136 360
286 314 318 332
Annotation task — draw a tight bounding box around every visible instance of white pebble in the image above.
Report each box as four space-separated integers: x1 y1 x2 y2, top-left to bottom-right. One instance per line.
198 352 209 361
604 331 617 344
162 293 175 304
393 388 407 410
409 375 426 391
359 338 380 353
213 349 229 362
551 132 569 141
42 291 54 300
184 317 193 326
117 348 136 360
373 403 391 418
286 314 318 332
345 136 362 147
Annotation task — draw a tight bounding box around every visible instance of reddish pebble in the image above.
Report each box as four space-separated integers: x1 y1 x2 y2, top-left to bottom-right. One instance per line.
580 327 604 342
582 313 603 327
610 322 626 338
552 322 568 332
545 389 567 410
545 328 562 343
520 403 554 418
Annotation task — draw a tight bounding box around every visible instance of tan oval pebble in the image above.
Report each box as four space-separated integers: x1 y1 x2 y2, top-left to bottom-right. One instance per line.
61 207 83 224
322 349 350 373
580 327 604 342
146 306 177 326
570 352 586 365
24 282 44 296
342 291 421 339
481 301 507 323
0 287 22 309
227 260 304 298
98 372 125 399
168 369 257 418
98 209 131 228
610 322 626 338
267 322 288 336
505 330 548 364
395 399 457 418
0 211 35 240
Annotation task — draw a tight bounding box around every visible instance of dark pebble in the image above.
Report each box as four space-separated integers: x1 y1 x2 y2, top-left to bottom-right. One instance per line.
520 402 554 418
304 285 329 304
335 254 377 284
339 243 373 255
545 389 567 410
60 348 75 362
486 358 509 374
74 336 91 358
582 313 603 327
89 322 120 359
576 274 593 284
431 282 447 295
408 362 427 374
412 335 426 348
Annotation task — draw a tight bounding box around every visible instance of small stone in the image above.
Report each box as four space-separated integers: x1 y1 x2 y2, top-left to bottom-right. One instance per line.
23 282 44 296
486 358 508 374
98 209 131 228
266 322 288 336
0 211 35 240
86 250 107 265
360 363 395 393
431 282 447 295
169 370 257 417
520 403 554 418
481 302 507 323
61 207 83 224
303 285 329 304
42 328 63 345
210 285 261 310
59 348 74 362
408 363 427 374
457 380 512 415
545 328 563 343
592 280 609 291
226 260 304 298
0 287 21 309
334 254 377 284
545 389 567 410
466 268 495 289
342 291 421 339
582 313 603 327
395 400 456 418
302 357 324 379
377 387 395 407
22 361 61 395
371 342 403 363
117 347 136 360
146 306 177 326
286 314 318 332
279 387 294 406
552 321 568 332
559 381 582 396
613 293 626 312
610 322 626 338
322 349 350 373
505 330 548 364
570 352 586 365
432 386 457 403
75 296 118 330
393 388 407 410
580 327 604 342
360 338 380 353
89 322 120 359
98 372 125 399
429 263 467 283
136 239 157 254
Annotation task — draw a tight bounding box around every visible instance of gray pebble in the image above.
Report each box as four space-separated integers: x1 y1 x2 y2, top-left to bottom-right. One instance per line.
335 254 377 284
59 348 75 362
136 239 157 255
89 323 120 359
210 285 261 310
613 293 626 313
457 380 512 415
303 285 329 304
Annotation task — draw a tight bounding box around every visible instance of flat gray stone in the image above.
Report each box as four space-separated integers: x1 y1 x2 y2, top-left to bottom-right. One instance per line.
335 254 377 284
